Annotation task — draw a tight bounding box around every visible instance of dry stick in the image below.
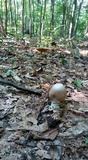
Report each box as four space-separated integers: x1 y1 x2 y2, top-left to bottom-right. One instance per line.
0 78 41 95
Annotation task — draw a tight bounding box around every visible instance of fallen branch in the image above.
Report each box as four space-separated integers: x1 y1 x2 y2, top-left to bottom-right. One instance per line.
0 78 42 95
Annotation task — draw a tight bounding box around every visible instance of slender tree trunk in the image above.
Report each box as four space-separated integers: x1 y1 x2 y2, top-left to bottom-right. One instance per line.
9 0 13 27
69 0 77 38
5 0 8 34
39 0 43 42
1 0 3 18
50 0 55 40
14 0 17 34
40 0 47 41
0 16 6 36
29 0 33 37
74 0 83 36
32 0 34 35
61 1 67 37
22 0 25 35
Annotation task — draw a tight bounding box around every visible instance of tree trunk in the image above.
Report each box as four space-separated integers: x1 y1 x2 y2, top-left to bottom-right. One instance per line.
39 0 43 42
9 0 13 27
69 0 77 38
5 0 8 34
61 1 67 37
74 0 83 36
69 0 84 38
40 0 47 41
0 16 6 36
50 0 55 40
29 0 34 37
22 0 25 35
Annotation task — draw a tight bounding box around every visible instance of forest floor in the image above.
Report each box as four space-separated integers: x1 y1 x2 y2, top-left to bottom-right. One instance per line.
0 37 88 160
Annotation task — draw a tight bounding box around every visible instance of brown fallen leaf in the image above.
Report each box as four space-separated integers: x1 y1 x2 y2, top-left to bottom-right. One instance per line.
41 83 51 91
36 47 48 53
27 129 58 141
39 129 58 140
70 109 83 115
70 91 88 102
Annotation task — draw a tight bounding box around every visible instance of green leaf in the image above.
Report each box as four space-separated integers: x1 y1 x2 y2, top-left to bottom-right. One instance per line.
74 80 83 87
6 70 14 76
54 53 59 57
61 57 68 63
85 138 88 144
10 57 16 62
74 55 80 59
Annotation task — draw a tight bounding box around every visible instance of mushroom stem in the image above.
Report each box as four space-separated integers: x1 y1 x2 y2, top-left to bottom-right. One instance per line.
50 100 60 110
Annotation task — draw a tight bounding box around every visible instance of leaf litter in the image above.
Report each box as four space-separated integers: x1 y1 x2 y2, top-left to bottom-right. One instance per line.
0 37 88 160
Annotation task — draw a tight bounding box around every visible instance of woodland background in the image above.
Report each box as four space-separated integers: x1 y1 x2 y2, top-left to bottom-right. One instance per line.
0 0 88 43
0 0 88 160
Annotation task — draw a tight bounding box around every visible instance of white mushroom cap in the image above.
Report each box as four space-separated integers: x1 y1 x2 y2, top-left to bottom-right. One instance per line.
49 83 67 102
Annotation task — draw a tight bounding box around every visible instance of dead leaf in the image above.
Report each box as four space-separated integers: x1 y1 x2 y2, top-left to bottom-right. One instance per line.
82 80 88 87
59 122 88 138
7 131 21 142
36 47 48 53
49 139 62 160
7 121 49 132
67 77 73 83
70 91 88 102
41 83 51 90
70 109 83 115
36 149 51 159
41 129 58 140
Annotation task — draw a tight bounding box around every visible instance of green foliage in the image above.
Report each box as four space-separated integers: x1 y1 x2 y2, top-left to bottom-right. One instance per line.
61 57 68 64
74 55 80 59
37 36 52 47
74 79 83 87
0 0 88 40
6 70 14 76
54 53 59 57
85 138 88 144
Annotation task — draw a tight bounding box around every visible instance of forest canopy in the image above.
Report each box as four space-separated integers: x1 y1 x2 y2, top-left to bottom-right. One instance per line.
0 0 88 43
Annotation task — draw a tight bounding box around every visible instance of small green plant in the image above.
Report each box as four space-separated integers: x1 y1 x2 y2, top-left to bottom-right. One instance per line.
61 57 68 64
85 138 88 144
74 54 80 59
54 53 59 57
74 79 83 87
6 70 14 76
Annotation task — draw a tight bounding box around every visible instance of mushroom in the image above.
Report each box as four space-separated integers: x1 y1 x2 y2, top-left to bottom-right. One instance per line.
49 83 67 109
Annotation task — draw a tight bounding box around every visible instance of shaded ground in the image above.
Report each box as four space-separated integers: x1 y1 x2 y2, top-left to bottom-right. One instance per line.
0 37 88 160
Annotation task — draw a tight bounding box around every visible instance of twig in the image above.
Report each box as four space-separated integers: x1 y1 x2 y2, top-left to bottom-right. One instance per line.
0 78 42 95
